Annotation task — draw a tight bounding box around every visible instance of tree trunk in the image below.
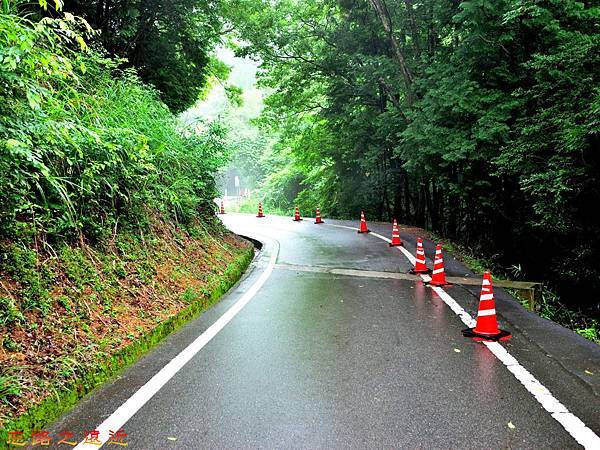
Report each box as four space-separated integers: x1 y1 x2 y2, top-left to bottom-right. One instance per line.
403 0 421 57
368 0 414 103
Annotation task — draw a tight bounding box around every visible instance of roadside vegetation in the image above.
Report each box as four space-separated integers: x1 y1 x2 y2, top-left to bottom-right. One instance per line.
0 217 252 441
1 0 252 440
0 7 228 243
434 238 599 345
221 0 600 331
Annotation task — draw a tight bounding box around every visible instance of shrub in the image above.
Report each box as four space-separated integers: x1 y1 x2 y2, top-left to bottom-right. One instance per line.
0 10 227 245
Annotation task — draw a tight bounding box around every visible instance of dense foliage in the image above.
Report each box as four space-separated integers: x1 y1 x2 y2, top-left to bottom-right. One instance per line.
32 0 224 113
223 0 600 313
0 1 246 431
0 7 227 248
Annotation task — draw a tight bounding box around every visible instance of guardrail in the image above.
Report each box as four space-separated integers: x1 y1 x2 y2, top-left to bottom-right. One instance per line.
446 277 542 311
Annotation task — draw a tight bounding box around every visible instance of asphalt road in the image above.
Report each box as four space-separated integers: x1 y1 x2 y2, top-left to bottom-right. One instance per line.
47 213 600 449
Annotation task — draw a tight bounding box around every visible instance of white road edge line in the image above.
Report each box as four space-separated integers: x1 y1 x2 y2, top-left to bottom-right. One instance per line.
330 223 600 449
73 235 279 449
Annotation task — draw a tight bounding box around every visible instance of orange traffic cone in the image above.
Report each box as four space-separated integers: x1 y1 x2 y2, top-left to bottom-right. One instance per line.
256 202 265 218
410 238 430 274
462 272 511 341
219 201 225 215
293 206 303 221
427 244 452 286
357 211 370 233
315 208 324 224
389 219 402 247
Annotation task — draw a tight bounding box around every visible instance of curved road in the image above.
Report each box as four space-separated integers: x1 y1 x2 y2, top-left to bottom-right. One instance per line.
48 213 600 449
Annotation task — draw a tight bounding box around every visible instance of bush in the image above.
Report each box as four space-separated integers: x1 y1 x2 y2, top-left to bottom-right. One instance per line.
0 11 227 245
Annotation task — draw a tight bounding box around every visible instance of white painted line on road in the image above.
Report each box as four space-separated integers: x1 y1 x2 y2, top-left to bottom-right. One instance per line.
428 284 476 328
330 222 600 449
73 236 279 449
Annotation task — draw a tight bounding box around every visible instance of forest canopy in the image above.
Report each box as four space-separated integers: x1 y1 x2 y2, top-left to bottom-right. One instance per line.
33 0 225 113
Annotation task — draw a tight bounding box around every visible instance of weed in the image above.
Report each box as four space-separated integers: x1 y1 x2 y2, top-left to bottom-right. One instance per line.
57 295 71 313
0 375 22 405
182 288 198 304
576 326 598 343
60 247 99 291
0 244 51 314
0 297 24 326
2 336 21 352
0 368 30 411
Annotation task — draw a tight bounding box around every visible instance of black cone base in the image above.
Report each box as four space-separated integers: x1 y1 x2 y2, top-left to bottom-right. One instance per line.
462 328 511 342
410 268 431 275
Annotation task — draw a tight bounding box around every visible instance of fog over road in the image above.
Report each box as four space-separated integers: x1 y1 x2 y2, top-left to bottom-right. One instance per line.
49 213 600 449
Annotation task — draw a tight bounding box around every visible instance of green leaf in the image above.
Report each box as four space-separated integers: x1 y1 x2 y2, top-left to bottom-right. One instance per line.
26 90 42 110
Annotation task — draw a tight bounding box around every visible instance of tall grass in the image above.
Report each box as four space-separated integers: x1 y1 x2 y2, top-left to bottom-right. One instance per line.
0 11 227 246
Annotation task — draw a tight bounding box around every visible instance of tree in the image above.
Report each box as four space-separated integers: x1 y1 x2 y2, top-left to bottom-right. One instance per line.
53 0 224 112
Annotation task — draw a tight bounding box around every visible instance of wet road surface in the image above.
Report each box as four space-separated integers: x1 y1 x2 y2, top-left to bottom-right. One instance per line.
48 213 600 449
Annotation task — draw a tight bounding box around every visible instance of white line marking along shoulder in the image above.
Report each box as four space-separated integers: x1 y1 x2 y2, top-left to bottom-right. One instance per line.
72 235 279 449
331 223 600 449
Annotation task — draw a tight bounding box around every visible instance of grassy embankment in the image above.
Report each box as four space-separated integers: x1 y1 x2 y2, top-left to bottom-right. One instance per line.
0 9 255 444
0 218 253 445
